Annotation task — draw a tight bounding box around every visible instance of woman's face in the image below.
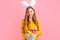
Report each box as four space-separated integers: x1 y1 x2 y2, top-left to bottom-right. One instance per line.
28 8 34 17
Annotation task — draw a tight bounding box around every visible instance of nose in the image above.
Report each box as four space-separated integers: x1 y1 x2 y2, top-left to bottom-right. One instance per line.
29 12 32 15
29 11 32 13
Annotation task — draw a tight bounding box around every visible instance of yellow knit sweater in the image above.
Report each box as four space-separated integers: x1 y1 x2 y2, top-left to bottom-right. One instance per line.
21 19 42 40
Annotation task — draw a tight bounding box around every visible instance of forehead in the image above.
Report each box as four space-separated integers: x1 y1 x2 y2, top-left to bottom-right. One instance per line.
28 8 33 11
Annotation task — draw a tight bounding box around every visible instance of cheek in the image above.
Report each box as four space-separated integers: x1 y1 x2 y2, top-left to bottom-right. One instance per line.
32 12 34 15
32 11 34 14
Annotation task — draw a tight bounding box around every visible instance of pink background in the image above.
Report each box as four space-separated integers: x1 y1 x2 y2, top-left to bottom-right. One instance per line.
0 0 60 40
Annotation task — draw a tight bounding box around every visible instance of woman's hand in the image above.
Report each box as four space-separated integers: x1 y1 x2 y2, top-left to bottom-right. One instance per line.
30 28 38 34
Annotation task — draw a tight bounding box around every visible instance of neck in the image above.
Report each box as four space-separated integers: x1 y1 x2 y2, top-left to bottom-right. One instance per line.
29 17 32 21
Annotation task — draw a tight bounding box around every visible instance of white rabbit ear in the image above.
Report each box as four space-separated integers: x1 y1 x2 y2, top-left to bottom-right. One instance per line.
30 0 36 7
22 1 29 7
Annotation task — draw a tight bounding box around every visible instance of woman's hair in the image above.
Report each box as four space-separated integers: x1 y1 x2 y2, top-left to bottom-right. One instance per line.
23 6 39 33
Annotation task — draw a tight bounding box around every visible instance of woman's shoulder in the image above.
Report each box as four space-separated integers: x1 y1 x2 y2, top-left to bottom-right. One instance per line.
37 18 40 22
21 19 24 23
37 18 41 25
21 19 24 26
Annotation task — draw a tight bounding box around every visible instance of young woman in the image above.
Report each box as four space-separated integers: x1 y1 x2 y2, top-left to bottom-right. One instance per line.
21 6 42 40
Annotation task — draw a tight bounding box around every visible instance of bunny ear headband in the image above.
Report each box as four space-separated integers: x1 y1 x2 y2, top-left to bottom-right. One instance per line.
21 0 36 8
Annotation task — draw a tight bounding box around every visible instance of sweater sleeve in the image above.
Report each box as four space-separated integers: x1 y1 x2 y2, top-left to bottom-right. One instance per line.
21 19 26 40
37 19 42 36
21 19 30 40
21 19 28 33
